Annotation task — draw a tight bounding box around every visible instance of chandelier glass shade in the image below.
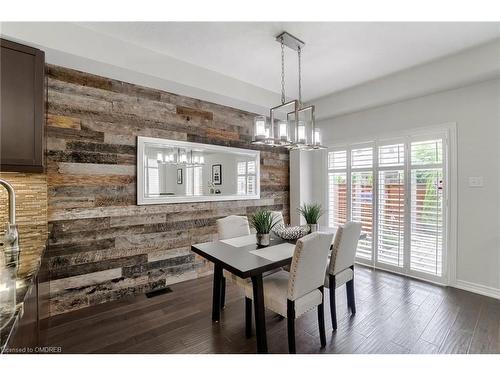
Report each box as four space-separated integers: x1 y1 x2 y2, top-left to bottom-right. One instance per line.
178 148 188 164
253 115 272 144
287 105 314 148
313 128 322 148
191 150 205 165
270 100 298 146
156 148 205 166
155 147 177 164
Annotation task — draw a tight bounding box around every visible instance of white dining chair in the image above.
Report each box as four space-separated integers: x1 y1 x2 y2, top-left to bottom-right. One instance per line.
216 215 251 309
270 211 285 227
217 215 251 240
244 231 333 353
324 221 362 330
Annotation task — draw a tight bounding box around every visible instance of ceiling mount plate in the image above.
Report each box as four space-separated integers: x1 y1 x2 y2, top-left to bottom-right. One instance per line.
276 31 305 51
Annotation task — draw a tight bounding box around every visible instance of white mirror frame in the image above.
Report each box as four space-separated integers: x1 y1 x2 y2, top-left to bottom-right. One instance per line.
137 136 261 205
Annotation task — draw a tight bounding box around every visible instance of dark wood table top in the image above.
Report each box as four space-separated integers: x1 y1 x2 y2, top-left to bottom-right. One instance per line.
191 235 290 278
191 226 340 279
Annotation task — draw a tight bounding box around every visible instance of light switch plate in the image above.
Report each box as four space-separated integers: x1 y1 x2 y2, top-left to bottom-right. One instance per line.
468 176 484 187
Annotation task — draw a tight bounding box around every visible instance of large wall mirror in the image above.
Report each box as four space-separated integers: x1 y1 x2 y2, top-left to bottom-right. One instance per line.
137 136 260 205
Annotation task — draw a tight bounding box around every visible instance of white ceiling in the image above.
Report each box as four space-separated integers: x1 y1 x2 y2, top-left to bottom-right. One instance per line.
77 22 500 101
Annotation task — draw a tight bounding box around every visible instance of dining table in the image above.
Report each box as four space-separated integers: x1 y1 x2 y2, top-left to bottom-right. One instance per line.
191 226 351 354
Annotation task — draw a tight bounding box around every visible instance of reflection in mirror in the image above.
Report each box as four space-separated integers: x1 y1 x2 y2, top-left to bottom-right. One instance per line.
137 137 260 205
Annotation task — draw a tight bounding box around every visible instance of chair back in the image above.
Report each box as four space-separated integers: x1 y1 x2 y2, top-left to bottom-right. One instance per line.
217 215 251 240
328 221 362 275
270 211 285 227
287 232 333 301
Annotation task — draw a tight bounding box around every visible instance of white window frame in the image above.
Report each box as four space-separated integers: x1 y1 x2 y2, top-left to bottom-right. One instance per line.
349 142 375 263
326 123 457 286
237 160 256 195
327 149 349 228
185 165 203 196
145 157 160 196
375 138 406 269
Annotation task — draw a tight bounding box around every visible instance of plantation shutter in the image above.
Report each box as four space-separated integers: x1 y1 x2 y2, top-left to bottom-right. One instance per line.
377 144 405 267
351 147 374 261
247 161 256 195
193 166 203 196
327 150 348 228
237 161 256 195
186 167 193 195
146 154 159 195
410 139 444 276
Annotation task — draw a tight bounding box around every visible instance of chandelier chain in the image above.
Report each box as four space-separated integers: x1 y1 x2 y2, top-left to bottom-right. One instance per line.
281 36 285 104
298 46 302 107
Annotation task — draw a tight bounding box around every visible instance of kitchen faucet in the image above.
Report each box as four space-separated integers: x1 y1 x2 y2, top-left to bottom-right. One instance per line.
0 179 19 268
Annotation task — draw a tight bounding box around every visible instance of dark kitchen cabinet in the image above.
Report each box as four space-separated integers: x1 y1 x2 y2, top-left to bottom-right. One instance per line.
0 38 45 173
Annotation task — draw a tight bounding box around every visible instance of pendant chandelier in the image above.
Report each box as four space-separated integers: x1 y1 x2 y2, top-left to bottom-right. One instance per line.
156 148 205 166
252 32 324 150
178 149 205 166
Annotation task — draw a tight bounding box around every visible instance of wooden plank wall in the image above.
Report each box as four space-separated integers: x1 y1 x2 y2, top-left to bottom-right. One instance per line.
45 65 290 315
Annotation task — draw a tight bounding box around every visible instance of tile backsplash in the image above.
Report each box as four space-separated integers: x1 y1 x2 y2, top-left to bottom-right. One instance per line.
0 172 48 277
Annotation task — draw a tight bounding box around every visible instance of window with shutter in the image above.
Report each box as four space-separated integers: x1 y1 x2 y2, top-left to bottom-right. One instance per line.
186 167 193 195
193 166 203 196
327 133 448 283
146 155 159 196
237 160 256 195
328 150 347 228
351 171 373 260
410 139 444 276
186 166 203 196
328 172 347 228
351 147 374 260
377 143 405 267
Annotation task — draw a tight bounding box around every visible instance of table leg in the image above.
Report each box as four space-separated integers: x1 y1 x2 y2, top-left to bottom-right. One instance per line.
212 264 222 322
251 274 268 353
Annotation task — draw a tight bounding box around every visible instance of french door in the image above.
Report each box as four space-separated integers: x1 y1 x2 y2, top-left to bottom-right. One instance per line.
328 133 448 283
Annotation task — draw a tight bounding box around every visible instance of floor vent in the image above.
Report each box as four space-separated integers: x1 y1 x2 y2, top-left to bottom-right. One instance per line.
145 287 173 298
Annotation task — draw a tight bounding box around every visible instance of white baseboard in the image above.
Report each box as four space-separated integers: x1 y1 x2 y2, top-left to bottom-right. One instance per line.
453 279 500 300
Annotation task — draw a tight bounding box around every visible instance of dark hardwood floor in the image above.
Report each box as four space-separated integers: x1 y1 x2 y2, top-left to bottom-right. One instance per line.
44 266 500 354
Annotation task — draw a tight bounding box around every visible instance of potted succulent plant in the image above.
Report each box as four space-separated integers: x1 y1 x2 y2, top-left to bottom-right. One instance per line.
249 209 279 246
298 203 324 233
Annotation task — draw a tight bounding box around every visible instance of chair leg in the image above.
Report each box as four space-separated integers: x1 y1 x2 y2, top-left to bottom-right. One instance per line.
287 299 296 354
317 286 326 348
245 297 252 338
220 276 226 310
328 275 337 331
346 266 356 314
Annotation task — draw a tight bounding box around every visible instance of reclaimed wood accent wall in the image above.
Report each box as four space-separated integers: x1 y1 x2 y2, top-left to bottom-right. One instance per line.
46 65 289 315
